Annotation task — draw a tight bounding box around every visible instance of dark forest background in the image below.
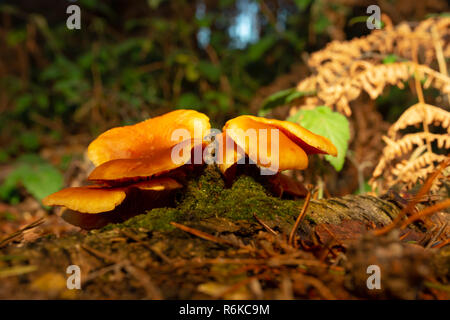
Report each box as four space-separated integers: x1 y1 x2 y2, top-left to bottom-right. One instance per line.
0 0 448 207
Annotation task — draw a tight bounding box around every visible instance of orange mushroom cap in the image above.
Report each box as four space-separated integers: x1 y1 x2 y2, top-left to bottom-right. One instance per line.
42 177 182 214
88 139 205 184
214 132 245 173
226 115 337 156
87 109 211 166
219 116 309 174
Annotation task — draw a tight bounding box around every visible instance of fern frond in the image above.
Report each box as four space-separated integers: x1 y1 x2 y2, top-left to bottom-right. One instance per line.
388 103 450 137
293 17 450 116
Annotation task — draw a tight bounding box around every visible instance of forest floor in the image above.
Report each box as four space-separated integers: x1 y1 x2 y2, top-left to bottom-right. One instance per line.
0 165 448 299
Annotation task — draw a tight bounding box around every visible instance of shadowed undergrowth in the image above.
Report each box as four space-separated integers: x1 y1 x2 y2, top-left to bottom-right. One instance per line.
1 165 448 300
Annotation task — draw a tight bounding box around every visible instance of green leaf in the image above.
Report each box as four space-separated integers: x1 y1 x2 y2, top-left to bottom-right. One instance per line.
354 181 372 195
382 54 399 64
348 16 386 28
19 132 40 151
21 163 63 201
198 61 221 82
0 155 63 203
245 34 277 63
287 106 350 171
14 94 32 114
313 15 330 33
294 0 312 10
177 93 202 110
147 0 164 9
260 88 315 112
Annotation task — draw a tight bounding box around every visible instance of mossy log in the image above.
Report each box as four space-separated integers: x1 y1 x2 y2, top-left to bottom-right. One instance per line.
2 165 435 300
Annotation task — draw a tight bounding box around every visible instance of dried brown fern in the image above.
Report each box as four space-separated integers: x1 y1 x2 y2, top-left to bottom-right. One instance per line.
291 16 450 116
388 103 450 137
370 103 450 192
286 16 450 193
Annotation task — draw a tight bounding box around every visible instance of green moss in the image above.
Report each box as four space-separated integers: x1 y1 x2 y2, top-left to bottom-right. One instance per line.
121 208 181 231
113 165 304 231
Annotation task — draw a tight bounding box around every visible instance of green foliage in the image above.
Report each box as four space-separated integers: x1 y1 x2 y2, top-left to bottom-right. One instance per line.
354 181 372 195
287 106 350 171
348 16 385 28
294 0 313 10
382 54 400 64
259 88 315 114
0 155 63 203
0 0 368 172
1 0 332 148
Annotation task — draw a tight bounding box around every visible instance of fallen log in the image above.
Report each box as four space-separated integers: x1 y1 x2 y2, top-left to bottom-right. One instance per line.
0 166 447 299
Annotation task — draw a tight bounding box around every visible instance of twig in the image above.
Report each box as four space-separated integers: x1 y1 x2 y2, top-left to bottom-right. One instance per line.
432 239 450 249
0 217 45 248
296 274 337 300
400 199 450 230
81 244 117 263
194 257 330 269
288 191 311 246
123 264 163 300
399 230 411 241
81 243 164 299
253 213 278 236
425 222 448 249
374 158 449 236
170 222 235 247
82 262 126 286
121 230 172 263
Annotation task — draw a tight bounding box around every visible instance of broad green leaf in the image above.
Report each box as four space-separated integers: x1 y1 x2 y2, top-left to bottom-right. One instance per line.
287 106 350 171
20 163 64 201
0 155 63 203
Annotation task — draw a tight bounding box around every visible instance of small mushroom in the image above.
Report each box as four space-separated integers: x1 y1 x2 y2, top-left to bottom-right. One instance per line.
42 177 182 214
217 115 337 175
43 178 183 229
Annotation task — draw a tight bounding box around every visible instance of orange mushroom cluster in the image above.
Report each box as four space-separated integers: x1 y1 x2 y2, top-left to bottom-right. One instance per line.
43 109 337 229
43 110 211 228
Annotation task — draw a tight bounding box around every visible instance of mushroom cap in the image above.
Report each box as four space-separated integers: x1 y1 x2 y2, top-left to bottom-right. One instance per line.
87 109 211 166
42 177 182 214
60 188 175 230
214 132 245 173
220 116 309 173
88 139 204 184
228 115 337 156
43 186 126 214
